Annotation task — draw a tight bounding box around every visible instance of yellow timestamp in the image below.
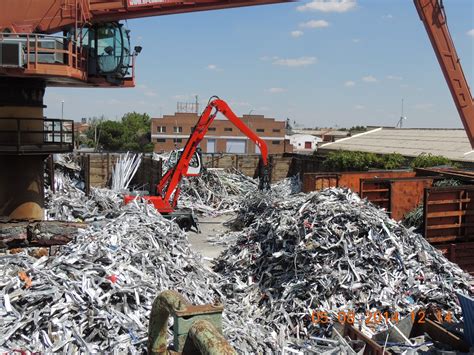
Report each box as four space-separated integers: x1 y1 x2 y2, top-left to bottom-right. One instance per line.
310 309 454 325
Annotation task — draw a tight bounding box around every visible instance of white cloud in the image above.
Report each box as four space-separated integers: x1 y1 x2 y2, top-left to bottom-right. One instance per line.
387 75 402 80
297 0 356 13
207 64 219 70
300 19 329 28
267 87 286 93
291 30 304 38
467 29 474 37
382 14 393 19
273 56 317 67
354 104 365 110
344 80 355 87
362 75 378 83
352 38 360 43
260 56 279 61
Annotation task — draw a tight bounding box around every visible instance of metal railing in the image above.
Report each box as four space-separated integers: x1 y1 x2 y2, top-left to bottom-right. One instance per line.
0 118 74 155
0 33 87 72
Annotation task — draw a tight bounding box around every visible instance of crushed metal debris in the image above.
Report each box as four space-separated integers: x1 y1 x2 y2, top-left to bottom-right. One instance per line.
213 188 472 349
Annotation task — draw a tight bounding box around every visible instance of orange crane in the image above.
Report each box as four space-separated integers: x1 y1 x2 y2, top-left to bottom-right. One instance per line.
124 97 271 230
414 0 474 147
0 0 292 87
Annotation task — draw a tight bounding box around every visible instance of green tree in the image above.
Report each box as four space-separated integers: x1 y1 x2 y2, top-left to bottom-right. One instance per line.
84 112 153 152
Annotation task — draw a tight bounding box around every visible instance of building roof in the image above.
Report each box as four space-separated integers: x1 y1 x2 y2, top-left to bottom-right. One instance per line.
292 129 350 137
318 127 474 162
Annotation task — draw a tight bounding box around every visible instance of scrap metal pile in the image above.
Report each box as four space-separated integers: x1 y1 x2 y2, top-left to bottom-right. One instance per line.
179 169 301 216
0 202 276 353
178 169 260 215
213 188 472 350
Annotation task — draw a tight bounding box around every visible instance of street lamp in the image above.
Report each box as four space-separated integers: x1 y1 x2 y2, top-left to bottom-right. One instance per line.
61 100 65 120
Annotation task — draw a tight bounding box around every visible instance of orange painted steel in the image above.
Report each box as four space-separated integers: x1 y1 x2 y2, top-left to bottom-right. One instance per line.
302 170 415 194
124 97 269 213
360 177 435 221
423 186 474 244
0 0 292 34
414 0 474 147
435 241 474 275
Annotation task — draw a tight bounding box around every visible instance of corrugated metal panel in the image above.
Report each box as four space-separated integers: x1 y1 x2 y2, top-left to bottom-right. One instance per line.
457 293 474 346
319 128 474 162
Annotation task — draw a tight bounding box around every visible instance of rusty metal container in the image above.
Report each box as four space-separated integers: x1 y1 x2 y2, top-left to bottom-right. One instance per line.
360 177 435 221
302 170 415 193
423 186 474 244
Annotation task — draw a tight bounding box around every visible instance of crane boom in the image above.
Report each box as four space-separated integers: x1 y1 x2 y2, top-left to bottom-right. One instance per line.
0 0 292 34
124 97 270 218
414 0 474 147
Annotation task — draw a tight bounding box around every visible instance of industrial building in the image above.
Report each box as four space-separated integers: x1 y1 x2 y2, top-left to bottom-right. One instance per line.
151 112 289 154
318 127 474 163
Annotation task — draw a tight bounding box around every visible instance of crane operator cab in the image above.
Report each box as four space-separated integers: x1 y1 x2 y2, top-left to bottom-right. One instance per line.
166 148 203 176
81 22 133 85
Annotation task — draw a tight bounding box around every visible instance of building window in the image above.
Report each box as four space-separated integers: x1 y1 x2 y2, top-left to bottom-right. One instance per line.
272 128 281 133
208 127 216 131
272 140 280 145
256 128 265 133
174 126 183 133
173 138 182 143
305 141 312 149
156 138 166 143
157 126 166 133
224 127 233 132
190 127 195 133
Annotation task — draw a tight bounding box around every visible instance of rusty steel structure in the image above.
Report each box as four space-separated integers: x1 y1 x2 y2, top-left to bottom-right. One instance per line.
147 290 235 355
414 0 474 147
0 0 290 221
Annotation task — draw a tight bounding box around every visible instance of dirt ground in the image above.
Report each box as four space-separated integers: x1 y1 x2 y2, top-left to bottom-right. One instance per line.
187 213 234 267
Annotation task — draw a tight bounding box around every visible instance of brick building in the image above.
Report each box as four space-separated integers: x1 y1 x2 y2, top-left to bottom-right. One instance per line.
151 112 289 154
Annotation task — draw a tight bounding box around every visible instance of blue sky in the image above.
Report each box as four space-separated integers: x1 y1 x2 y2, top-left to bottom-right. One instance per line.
45 0 474 128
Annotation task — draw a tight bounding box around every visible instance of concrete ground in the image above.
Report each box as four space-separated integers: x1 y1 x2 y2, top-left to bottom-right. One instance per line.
187 213 233 267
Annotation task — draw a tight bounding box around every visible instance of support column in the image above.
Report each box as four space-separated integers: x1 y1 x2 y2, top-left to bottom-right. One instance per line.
0 78 46 220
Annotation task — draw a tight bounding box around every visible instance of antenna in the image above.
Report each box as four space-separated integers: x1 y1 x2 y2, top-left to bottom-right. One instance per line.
396 98 407 128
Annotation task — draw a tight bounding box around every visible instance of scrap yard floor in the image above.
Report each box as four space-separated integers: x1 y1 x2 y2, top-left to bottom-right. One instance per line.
187 213 232 267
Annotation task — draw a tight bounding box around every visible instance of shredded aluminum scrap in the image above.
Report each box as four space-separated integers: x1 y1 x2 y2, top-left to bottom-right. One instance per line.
45 174 122 222
180 169 301 216
0 202 278 353
213 188 472 342
179 169 259 215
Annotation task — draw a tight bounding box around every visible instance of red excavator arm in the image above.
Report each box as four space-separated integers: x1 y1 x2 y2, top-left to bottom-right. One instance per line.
0 0 292 34
124 97 270 213
414 0 474 147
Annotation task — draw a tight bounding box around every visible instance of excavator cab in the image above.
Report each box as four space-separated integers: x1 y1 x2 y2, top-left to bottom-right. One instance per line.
81 22 132 84
167 148 203 176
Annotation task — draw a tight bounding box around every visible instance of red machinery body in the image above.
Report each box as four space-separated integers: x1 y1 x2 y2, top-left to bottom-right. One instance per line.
124 97 270 215
414 0 474 147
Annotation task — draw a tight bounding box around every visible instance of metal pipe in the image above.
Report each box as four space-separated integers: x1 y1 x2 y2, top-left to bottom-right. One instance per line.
186 320 237 355
148 290 189 355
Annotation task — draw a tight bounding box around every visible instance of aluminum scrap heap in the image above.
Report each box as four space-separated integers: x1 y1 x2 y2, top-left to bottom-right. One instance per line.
213 188 472 345
179 168 301 215
0 201 277 353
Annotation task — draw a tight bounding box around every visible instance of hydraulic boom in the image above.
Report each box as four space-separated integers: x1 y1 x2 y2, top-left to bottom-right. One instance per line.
124 97 271 229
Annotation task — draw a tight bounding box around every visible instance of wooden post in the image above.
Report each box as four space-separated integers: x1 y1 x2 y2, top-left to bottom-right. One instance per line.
49 155 55 193
85 155 90 196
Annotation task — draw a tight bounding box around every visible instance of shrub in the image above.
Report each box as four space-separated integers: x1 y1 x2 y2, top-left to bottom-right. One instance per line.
410 153 453 168
323 151 406 171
